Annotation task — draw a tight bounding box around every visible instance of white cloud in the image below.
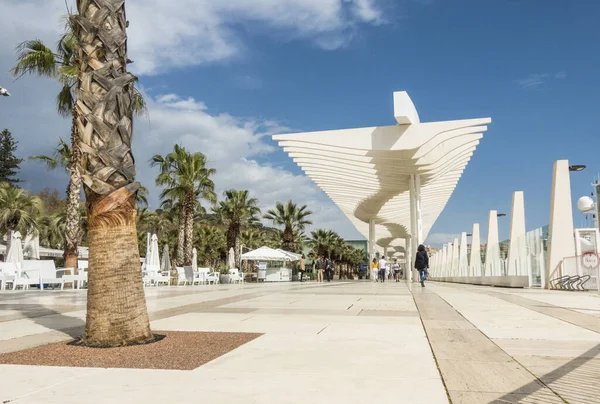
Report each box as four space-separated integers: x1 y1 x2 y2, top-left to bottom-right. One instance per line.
516 71 567 89
134 92 363 239
0 0 373 240
0 0 385 76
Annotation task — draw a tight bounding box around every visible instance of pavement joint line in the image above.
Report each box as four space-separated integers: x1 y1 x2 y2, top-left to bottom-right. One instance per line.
413 285 566 403
410 289 453 404
434 282 600 335
316 323 330 335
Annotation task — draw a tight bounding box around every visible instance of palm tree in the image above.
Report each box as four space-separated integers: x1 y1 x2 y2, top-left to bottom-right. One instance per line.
263 200 312 252
72 0 152 347
308 228 338 258
13 20 147 271
0 182 43 239
195 225 227 268
28 138 82 266
151 145 216 265
214 190 261 266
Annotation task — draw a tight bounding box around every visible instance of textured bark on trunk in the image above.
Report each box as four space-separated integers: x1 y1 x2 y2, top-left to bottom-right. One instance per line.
64 106 82 270
282 226 294 252
176 206 185 266
75 0 152 347
183 192 194 266
85 195 151 346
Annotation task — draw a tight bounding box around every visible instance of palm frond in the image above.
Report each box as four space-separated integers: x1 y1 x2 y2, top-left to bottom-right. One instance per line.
11 40 58 79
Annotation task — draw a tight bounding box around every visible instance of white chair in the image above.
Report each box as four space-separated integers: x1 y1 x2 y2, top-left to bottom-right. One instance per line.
62 260 88 289
184 266 201 286
23 261 67 290
196 268 211 285
176 266 190 286
0 262 17 290
228 268 244 284
153 271 171 286
206 271 220 285
142 264 161 287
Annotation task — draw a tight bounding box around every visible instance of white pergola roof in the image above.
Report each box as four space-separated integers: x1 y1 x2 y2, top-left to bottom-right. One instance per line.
273 92 491 256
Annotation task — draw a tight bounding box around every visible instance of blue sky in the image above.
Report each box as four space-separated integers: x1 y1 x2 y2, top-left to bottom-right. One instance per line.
1 0 599 245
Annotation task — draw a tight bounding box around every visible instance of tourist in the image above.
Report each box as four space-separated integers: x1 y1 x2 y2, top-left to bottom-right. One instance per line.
392 259 400 282
299 254 305 282
317 256 325 282
370 258 379 282
325 256 332 282
379 256 387 282
415 244 429 287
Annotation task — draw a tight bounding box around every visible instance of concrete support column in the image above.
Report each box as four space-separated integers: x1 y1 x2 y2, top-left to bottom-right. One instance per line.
409 174 423 282
546 160 576 288
485 210 500 276
405 237 413 281
470 224 481 277
368 219 376 263
507 191 526 276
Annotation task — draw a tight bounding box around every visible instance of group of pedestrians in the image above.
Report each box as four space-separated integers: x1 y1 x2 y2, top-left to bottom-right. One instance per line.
316 255 333 282
369 244 429 287
370 257 403 282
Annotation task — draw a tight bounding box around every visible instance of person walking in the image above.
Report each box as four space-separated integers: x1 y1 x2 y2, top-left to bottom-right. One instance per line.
317 256 325 282
378 256 387 282
325 256 332 282
415 244 429 287
392 259 400 282
370 258 379 282
299 254 305 282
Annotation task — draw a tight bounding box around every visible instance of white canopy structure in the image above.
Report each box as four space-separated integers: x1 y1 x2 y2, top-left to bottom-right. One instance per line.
273 91 491 280
241 246 292 262
276 249 302 262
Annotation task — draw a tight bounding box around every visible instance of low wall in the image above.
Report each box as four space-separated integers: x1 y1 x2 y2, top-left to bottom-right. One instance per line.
430 275 529 288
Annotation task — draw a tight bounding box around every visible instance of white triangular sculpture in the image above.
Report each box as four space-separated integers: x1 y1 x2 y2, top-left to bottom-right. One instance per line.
485 210 500 276
452 238 459 276
459 232 468 276
507 191 527 276
469 223 481 277
546 160 576 288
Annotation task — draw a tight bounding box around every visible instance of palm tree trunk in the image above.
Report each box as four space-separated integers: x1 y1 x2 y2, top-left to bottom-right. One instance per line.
282 226 294 252
176 206 185 266
183 193 194 265
64 106 81 271
75 0 152 347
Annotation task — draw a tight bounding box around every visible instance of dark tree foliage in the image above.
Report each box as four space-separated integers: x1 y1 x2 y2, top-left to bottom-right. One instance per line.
0 129 23 184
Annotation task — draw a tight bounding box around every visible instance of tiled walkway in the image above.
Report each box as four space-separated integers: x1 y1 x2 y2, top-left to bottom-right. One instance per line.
0 281 598 403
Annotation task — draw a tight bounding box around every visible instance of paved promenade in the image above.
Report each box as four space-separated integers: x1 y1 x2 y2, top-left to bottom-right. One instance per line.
0 281 599 403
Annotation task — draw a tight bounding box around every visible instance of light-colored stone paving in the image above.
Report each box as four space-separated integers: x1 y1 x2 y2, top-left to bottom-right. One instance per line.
0 281 599 403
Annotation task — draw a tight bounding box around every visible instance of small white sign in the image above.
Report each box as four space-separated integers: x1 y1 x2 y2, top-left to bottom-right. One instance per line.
258 262 267 270
581 252 599 270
